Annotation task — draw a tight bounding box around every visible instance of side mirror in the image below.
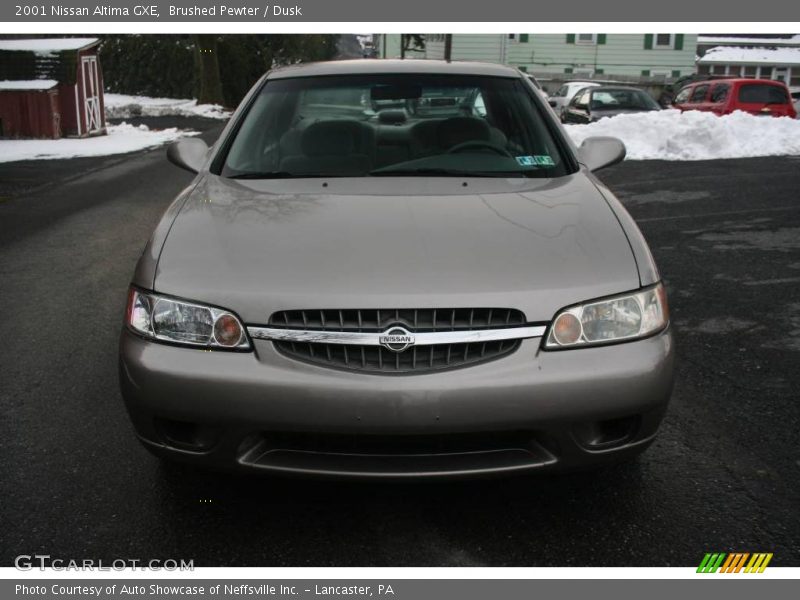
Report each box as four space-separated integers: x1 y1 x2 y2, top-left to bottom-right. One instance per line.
577 136 626 172
167 137 209 174
548 99 557 107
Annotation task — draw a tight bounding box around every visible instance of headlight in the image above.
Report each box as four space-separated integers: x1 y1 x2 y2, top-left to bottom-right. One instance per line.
544 283 669 349
125 287 250 350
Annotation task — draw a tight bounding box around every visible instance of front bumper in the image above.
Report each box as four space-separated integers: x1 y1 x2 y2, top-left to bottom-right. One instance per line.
119 327 675 478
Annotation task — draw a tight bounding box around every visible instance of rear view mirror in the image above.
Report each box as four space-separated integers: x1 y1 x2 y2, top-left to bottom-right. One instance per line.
371 84 422 101
166 137 209 174
577 136 626 172
548 99 557 107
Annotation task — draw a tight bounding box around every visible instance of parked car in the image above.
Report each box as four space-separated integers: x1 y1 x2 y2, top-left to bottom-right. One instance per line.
562 86 661 124
657 74 731 107
672 78 797 118
790 90 800 118
120 60 673 478
547 81 600 119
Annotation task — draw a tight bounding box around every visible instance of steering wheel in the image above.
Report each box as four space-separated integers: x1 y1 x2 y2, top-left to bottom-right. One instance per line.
446 140 512 157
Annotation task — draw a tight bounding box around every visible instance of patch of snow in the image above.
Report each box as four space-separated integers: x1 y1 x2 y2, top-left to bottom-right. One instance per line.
0 79 57 90
0 38 99 54
0 122 198 163
699 45 800 65
104 93 230 120
565 109 800 161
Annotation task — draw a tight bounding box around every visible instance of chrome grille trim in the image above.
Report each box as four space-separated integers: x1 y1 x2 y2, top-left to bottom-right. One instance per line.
247 325 546 346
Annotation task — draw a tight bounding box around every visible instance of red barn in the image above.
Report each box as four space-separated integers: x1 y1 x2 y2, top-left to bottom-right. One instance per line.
0 37 106 139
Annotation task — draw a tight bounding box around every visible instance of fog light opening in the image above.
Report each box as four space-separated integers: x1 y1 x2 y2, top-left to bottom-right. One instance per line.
574 415 640 450
155 418 219 451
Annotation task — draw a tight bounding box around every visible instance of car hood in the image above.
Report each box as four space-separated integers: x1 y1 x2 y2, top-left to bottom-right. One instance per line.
154 173 641 324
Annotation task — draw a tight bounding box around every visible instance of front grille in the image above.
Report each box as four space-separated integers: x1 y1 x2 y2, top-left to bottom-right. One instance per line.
269 308 526 374
270 308 525 332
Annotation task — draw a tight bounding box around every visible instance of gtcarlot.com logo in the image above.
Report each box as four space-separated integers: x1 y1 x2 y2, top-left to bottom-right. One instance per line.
14 554 194 571
697 552 773 573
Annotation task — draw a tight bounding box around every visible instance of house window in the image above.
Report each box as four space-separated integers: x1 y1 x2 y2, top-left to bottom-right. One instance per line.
654 34 674 48
576 34 597 45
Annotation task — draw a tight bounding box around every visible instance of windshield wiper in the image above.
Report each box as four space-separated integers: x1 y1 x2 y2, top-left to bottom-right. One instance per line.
369 167 538 178
227 171 346 179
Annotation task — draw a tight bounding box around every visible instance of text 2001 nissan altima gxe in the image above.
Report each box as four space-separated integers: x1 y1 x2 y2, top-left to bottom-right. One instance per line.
119 60 674 478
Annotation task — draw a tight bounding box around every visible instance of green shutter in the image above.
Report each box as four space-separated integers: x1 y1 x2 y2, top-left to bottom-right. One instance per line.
566 34 575 44
595 68 604 75
597 34 606 45
674 34 684 50
671 70 681 77
564 67 573 74
641 69 651 76
519 34 529 43
644 34 653 50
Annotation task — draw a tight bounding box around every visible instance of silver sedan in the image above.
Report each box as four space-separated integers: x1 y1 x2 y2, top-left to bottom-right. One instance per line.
119 60 674 478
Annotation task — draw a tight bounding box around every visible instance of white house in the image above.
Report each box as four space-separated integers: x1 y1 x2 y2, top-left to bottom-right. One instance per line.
696 35 800 92
378 34 698 80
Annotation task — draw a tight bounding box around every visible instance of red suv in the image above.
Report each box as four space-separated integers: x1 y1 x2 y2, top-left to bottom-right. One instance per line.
673 78 797 118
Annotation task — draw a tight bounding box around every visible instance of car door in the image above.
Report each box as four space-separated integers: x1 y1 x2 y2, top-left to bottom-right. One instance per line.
686 84 711 112
708 83 731 115
563 89 592 124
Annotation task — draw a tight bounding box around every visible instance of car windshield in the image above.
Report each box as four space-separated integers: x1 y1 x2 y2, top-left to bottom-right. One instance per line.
737 83 789 104
590 89 660 110
220 74 569 179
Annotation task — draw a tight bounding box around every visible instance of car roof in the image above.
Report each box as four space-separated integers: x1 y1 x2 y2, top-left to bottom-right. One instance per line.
684 78 787 87
585 86 646 93
267 59 523 80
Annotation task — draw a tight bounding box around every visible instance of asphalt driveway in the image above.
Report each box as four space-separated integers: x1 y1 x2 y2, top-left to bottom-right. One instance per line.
1 118 798 566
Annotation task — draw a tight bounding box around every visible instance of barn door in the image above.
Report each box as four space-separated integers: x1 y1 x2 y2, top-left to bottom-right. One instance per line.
81 55 102 133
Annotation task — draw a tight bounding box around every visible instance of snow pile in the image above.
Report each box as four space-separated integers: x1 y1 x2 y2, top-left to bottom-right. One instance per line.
104 93 230 120
565 109 800 161
0 122 198 163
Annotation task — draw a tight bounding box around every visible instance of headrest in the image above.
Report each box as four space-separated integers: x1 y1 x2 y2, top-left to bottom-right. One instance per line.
301 121 369 156
378 109 407 125
437 117 490 148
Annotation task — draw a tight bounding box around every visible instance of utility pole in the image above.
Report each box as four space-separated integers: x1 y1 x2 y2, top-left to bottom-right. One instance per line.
444 34 452 61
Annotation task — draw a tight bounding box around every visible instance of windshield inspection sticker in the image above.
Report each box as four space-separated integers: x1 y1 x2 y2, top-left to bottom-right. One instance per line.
516 155 555 167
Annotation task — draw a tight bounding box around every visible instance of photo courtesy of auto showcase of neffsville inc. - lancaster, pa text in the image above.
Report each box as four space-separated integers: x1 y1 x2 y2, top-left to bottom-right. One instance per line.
0 0 799 598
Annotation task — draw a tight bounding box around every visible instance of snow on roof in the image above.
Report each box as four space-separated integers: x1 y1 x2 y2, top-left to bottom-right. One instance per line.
698 35 800 47
0 79 58 91
0 38 99 55
698 45 800 65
